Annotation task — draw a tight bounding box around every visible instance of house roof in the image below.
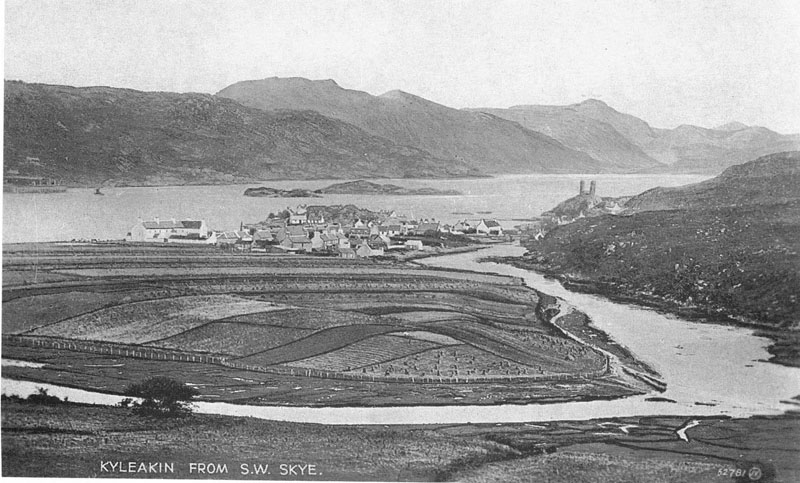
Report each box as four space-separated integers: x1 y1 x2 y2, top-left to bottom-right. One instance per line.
253 230 273 241
417 222 440 232
181 220 203 229
482 219 501 228
142 219 203 230
142 220 181 229
288 235 311 244
286 225 308 236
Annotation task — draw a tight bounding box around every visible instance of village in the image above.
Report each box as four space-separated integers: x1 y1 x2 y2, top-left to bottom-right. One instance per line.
124 205 510 258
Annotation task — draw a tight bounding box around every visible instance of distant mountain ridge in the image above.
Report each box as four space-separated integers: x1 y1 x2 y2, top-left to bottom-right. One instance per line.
217 77 603 174
6 77 799 186
3 81 479 186
482 99 800 173
471 103 662 171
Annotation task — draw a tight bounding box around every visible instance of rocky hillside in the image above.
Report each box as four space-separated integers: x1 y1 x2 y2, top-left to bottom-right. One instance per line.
217 77 602 174
516 152 800 366
624 151 800 212
3 81 479 186
481 99 799 174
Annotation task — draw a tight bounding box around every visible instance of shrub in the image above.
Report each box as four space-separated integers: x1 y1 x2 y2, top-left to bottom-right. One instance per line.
123 376 199 416
26 387 64 405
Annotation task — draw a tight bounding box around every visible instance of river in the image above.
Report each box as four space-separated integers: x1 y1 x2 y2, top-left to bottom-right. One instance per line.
3 244 798 425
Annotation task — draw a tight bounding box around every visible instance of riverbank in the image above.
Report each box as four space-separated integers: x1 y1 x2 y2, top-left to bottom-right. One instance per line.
3 396 797 480
489 254 799 368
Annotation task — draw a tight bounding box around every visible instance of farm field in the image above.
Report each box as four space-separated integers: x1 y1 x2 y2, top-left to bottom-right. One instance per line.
149 322 314 356
28 295 287 344
285 334 443 372
2 242 660 405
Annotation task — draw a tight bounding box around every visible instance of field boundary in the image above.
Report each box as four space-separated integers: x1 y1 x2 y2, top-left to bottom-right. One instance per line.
3 334 609 384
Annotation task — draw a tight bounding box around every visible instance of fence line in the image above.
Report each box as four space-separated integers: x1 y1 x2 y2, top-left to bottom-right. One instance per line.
4 334 607 384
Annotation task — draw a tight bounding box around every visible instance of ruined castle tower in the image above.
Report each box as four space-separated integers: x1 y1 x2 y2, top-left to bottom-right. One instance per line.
579 180 587 195
589 180 596 196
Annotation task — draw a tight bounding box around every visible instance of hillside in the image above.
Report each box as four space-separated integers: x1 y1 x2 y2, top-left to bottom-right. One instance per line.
3 81 479 186
624 151 800 212
217 77 602 174
515 152 800 366
491 99 800 173
474 105 662 172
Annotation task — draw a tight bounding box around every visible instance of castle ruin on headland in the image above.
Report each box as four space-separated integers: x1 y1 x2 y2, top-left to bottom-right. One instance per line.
579 179 597 196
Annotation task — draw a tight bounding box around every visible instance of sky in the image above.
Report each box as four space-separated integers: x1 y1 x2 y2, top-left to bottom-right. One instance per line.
4 0 800 133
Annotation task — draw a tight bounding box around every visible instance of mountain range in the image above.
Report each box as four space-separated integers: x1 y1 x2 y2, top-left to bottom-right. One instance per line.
4 78 799 186
476 100 800 173
3 81 478 186
217 77 600 175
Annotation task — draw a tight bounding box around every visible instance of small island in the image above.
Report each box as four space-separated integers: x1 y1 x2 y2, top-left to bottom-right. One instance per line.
316 180 462 196
243 187 321 198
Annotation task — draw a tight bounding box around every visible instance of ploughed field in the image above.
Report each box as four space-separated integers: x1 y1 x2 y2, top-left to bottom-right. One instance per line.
2 243 654 405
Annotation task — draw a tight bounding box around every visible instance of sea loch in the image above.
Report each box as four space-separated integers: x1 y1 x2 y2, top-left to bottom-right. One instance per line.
3 174 708 243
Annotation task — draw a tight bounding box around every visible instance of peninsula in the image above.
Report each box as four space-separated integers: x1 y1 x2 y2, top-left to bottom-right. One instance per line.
505 151 800 366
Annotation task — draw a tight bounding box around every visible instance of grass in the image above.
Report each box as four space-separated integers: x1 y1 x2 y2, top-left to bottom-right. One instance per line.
28 295 284 344
234 324 404 366
5 399 797 480
2 291 145 334
1 269 77 286
148 322 314 356
0 399 512 480
431 320 605 373
286 334 442 372
224 307 390 331
369 345 531 379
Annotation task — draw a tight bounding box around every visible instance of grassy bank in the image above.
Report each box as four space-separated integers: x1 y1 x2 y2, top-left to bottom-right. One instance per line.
3 397 798 481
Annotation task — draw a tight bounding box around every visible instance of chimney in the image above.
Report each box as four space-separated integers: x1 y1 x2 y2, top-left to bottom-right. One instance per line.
589 180 596 196
579 180 586 195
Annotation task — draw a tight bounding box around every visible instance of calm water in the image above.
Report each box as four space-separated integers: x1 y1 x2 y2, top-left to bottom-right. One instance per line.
3 174 707 243
3 244 798 425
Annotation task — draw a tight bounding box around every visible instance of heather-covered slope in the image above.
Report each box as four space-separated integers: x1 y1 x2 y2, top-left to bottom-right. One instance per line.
217 77 602 174
515 152 800 366
3 81 479 186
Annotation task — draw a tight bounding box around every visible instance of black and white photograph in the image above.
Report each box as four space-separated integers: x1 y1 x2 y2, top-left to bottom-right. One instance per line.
2 1 799 481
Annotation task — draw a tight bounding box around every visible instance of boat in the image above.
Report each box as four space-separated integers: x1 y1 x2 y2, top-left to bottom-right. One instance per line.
95 188 105 195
